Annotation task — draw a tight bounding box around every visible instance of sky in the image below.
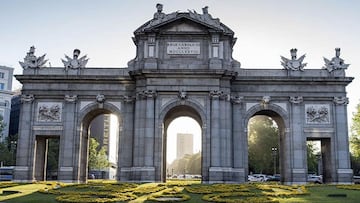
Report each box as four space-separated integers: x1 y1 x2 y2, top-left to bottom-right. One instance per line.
1 0 359 159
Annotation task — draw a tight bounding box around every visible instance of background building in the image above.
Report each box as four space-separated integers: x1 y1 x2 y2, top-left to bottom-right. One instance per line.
176 133 194 159
9 93 21 139
0 66 14 143
89 114 119 179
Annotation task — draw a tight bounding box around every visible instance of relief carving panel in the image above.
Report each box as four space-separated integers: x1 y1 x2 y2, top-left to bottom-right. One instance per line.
37 102 62 122
305 104 330 124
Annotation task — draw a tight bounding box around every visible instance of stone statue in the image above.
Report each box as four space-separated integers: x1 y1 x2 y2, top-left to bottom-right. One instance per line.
202 6 212 19
323 48 349 72
153 3 165 19
62 49 89 70
142 5 223 32
19 46 48 69
281 48 307 71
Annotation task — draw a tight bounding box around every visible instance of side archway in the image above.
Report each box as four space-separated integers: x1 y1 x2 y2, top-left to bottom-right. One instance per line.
75 102 123 182
243 103 291 183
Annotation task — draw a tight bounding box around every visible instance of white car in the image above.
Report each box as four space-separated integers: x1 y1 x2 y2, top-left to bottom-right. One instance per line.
307 175 323 184
248 174 268 182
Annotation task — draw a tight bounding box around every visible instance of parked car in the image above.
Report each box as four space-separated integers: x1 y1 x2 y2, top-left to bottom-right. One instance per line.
353 176 360 184
266 174 280 182
248 174 268 182
307 175 323 184
0 166 14 181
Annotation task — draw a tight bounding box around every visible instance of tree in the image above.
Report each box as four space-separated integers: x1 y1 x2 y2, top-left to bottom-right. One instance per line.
186 152 201 174
307 141 319 174
46 139 59 172
0 115 14 166
88 138 109 170
350 102 360 175
248 116 279 174
168 152 201 175
0 140 13 166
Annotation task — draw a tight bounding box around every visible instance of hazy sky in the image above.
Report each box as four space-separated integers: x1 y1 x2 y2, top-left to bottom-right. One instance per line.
1 1 359 139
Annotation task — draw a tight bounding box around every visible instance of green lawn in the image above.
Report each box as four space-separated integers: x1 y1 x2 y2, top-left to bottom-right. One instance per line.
274 185 360 203
1 180 360 203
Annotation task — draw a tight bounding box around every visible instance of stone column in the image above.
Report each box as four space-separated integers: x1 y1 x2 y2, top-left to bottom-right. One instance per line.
209 90 221 167
58 95 77 182
14 95 34 181
131 90 156 181
289 96 307 183
231 96 245 182
133 93 146 167
333 97 353 183
144 90 156 166
219 93 231 167
118 96 135 181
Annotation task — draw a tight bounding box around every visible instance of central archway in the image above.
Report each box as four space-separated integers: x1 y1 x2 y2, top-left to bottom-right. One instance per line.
161 103 205 182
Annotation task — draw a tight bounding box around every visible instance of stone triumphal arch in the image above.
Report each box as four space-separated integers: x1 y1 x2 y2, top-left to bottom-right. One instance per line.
14 5 353 184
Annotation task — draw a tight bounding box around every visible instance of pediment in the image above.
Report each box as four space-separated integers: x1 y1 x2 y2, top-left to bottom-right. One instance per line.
161 21 208 33
134 12 234 36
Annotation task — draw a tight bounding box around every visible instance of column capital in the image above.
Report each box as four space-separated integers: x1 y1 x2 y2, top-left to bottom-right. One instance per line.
231 95 243 104
137 90 157 99
21 94 35 103
122 95 136 103
64 95 77 103
333 96 348 105
289 96 303 104
209 90 229 101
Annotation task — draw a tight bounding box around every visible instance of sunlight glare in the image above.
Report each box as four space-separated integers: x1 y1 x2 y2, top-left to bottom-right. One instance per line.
166 117 201 164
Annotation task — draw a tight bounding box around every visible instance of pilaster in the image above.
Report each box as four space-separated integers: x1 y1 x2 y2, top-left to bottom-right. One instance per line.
289 96 307 183
58 95 77 182
333 97 353 183
14 95 35 182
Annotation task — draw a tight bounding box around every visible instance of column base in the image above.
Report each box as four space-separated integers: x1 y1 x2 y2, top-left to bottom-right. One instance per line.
119 167 155 182
337 169 353 184
207 167 245 183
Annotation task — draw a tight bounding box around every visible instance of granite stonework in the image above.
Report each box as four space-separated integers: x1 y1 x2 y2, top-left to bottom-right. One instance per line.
14 5 353 184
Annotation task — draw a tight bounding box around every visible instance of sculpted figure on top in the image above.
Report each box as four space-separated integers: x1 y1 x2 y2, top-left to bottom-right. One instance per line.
19 46 48 69
153 3 165 19
62 49 89 70
143 4 224 32
281 48 307 71
323 48 350 72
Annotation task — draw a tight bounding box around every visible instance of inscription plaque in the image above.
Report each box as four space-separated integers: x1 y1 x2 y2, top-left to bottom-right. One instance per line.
167 42 200 55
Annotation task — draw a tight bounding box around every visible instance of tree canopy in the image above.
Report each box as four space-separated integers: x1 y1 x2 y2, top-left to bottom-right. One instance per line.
350 102 360 174
168 152 201 176
88 137 109 170
248 115 279 174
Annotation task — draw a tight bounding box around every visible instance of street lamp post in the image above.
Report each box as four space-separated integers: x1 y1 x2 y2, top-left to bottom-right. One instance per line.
271 147 277 175
11 141 17 165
